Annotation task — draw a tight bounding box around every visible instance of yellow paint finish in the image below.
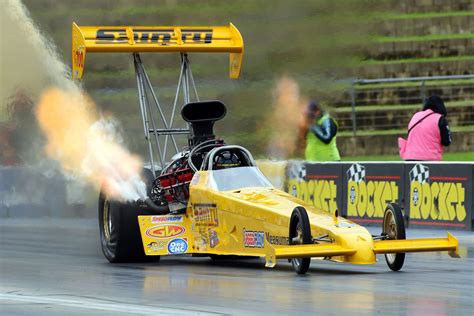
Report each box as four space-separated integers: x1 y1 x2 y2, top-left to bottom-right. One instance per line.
271 244 356 259
373 232 459 257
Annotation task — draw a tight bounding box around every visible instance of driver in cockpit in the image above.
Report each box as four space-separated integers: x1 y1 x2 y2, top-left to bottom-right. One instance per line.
214 150 243 170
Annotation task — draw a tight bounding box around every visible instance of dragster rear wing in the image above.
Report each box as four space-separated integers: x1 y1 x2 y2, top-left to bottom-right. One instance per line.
72 22 244 80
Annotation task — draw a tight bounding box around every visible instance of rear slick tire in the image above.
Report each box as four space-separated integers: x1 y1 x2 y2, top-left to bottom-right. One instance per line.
98 168 161 263
383 203 406 271
289 207 312 275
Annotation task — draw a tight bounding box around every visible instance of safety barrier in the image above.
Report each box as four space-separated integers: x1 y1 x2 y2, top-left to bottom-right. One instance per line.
258 160 473 231
2 162 472 230
0 166 94 218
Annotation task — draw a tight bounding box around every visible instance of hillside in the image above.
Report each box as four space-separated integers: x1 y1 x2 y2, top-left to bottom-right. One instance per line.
18 0 474 160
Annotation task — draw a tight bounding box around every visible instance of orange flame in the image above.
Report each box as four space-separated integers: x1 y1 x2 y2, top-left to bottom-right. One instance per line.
266 75 308 159
35 88 146 201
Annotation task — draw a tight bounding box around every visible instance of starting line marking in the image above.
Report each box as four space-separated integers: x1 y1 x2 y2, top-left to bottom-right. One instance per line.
0 293 221 316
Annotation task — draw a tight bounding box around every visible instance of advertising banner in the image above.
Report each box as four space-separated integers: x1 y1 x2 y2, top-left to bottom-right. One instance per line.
404 163 472 230
341 163 404 226
281 161 472 230
286 161 343 214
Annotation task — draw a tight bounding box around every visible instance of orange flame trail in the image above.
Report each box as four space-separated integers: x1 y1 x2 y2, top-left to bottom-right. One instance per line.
35 88 146 201
266 76 308 159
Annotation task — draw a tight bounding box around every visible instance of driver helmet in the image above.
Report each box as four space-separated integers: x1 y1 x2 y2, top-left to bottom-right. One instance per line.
214 150 242 169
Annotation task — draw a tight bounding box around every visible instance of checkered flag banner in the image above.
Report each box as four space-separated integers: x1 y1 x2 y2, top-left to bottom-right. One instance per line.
297 165 306 181
346 164 365 183
287 162 306 181
409 164 430 183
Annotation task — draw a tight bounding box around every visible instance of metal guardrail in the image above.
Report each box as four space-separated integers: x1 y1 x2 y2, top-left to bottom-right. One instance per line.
348 74 474 136
353 74 474 85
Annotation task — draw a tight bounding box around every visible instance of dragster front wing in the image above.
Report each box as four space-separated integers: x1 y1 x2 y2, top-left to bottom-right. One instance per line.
373 232 459 257
264 233 459 267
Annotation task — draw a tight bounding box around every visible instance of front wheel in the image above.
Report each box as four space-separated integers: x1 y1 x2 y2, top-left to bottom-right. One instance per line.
289 207 312 274
383 203 406 271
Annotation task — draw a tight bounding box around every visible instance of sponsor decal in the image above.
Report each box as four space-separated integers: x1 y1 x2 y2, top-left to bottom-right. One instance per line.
168 238 188 254
146 224 185 239
147 241 165 252
409 164 466 223
74 50 84 68
243 229 265 248
192 204 218 227
209 230 219 248
265 232 289 245
194 236 207 250
95 29 213 45
346 164 399 219
151 215 183 223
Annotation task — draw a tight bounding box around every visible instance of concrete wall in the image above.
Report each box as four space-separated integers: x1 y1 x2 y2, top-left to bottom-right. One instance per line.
0 166 96 218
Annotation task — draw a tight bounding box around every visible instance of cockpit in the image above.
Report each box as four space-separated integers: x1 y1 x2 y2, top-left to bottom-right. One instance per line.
201 146 272 191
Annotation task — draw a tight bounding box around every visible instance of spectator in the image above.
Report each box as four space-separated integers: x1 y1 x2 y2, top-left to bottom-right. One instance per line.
303 101 341 161
399 95 451 161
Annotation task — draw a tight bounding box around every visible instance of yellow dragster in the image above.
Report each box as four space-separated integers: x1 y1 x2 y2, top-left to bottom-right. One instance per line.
134 142 458 274
72 23 458 274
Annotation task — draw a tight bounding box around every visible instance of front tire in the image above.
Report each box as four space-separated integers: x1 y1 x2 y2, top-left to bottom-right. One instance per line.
383 203 406 271
289 207 312 274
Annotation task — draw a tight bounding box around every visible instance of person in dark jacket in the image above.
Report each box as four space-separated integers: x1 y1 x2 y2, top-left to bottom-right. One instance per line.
399 95 451 160
304 101 340 161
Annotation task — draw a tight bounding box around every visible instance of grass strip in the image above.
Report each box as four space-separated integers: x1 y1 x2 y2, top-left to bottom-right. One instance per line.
354 78 474 90
333 100 474 113
338 125 474 137
382 10 474 20
342 151 474 161
375 33 474 43
363 55 474 65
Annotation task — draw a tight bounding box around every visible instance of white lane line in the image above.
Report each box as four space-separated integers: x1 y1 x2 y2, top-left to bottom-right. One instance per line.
0 293 221 315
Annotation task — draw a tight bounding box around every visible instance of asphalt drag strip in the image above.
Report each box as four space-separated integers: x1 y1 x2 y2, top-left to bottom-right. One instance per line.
1 219 473 315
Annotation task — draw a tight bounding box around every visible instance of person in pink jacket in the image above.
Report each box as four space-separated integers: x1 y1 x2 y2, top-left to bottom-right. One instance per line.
399 95 452 161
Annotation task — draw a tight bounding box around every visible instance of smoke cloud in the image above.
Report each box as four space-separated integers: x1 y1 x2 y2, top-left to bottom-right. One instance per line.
0 0 75 106
2 0 147 202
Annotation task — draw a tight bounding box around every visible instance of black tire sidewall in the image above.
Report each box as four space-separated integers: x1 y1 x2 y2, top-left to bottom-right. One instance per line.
384 203 406 271
98 192 119 262
98 168 161 263
289 207 312 274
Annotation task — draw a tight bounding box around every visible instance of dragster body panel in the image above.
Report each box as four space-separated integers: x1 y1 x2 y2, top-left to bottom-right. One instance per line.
138 169 460 266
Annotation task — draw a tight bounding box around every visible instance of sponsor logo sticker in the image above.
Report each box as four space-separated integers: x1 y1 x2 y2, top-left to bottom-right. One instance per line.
146 224 185 239
168 238 188 254
209 230 219 248
151 215 184 223
243 229 265 248
194 236 207 250
265 232 289 245
147 241 165 252
95 29 213 45
193 204 218 227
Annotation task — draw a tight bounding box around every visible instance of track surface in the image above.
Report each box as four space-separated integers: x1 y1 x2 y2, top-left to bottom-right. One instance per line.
1 219 473 315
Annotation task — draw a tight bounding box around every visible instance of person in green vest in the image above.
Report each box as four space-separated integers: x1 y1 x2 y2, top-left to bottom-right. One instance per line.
304 101 341 161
